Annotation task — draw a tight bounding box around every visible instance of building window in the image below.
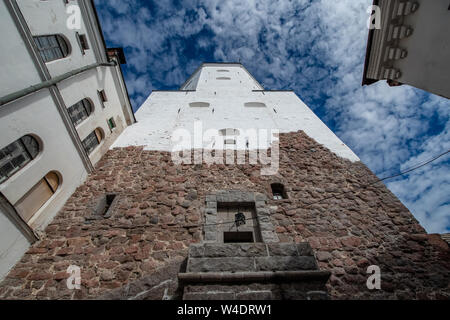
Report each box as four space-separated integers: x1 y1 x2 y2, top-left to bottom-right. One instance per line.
217 69 229 73
189 102 210 108
107 117 116 131
217 77 231 80
219 128 240 136
271 183 287 200
76 33 89 54
0 135 40 184
98 90 108 107
224 232 254 243
82 129 103 155
15 171 60 222
244 102 267 108
217 205 262 243
33 35 70 62
67 99 93 127
224 139 236 145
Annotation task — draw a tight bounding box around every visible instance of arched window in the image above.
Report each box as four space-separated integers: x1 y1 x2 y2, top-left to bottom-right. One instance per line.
15 171 60 222
0 135 40 184
67 99 93 126
271 183 287 200
82 128 103 155
33 35 70 62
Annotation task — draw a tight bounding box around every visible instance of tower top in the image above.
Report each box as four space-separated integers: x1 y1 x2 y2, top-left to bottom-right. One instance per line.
180 63 265 92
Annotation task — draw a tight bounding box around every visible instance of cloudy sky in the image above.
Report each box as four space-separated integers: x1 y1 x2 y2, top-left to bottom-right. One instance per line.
95 0 450 233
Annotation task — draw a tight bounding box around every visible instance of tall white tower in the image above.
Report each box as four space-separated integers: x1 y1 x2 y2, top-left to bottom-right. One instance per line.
113 63 358 162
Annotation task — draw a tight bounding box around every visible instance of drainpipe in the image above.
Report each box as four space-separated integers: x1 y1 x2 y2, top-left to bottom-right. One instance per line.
0 61 116 107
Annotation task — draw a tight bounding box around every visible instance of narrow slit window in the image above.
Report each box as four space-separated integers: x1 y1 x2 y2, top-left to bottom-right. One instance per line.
271 183 288 200
107 117 116 131
189 102 210 108
95 194 117 218
76 33 89 54
98 90 108 107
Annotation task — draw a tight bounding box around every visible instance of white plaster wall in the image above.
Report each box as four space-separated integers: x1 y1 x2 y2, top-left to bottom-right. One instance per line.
113 65 359 162
0 89 88 230
16 0 97 78
0 209 30 281
57 65 130 165
0 1 42 96
394 0 450 98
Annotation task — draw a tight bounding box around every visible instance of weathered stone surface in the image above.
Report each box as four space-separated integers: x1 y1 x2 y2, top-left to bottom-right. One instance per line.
0 131 448 300
255 256 317 271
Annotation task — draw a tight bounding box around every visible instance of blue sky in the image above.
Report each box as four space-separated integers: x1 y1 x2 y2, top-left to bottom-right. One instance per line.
95 0 450 233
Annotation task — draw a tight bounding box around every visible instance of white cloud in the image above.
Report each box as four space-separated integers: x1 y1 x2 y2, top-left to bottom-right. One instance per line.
95 0 450 233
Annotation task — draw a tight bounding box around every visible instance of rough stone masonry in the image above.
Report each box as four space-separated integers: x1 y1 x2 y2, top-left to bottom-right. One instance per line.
0 131 448 300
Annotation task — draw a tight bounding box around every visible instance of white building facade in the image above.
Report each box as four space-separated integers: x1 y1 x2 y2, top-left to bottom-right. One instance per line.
113 63 358 163
363 0 450 99
0 0 135 280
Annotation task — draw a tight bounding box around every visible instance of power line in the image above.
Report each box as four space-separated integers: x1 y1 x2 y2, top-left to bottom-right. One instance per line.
305 149 450 207
378 149 450 182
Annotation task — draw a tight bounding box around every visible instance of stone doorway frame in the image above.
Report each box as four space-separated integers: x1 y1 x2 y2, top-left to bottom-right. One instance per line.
203 190 279 243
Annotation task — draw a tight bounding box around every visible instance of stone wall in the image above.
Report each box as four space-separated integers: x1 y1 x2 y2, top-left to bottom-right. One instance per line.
0 131 448 300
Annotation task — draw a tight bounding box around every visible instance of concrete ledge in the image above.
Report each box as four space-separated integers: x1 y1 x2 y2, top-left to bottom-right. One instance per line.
178 270 331 284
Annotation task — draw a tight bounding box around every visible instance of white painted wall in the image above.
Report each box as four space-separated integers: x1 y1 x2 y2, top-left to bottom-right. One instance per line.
113 64 359 162
0 1 42 96
0 0 134 281
16 0 97 78
0 89 88 230
395 0 450 98
0 209 30 281
57 66 130 165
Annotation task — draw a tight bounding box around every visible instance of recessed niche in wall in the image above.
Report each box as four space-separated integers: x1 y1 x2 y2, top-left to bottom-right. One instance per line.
217 77 231 80
244 102 267 108
94 194 118 218
189 102 210 108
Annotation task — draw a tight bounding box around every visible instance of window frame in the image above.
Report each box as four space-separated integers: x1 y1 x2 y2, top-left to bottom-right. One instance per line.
33 34 70 63
0 135 40 184
76 32 90 55
14 171 61 223
82 129 103 155
67 99 93 127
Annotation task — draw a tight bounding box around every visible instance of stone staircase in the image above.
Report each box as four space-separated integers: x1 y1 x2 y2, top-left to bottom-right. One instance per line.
178 242 331 300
